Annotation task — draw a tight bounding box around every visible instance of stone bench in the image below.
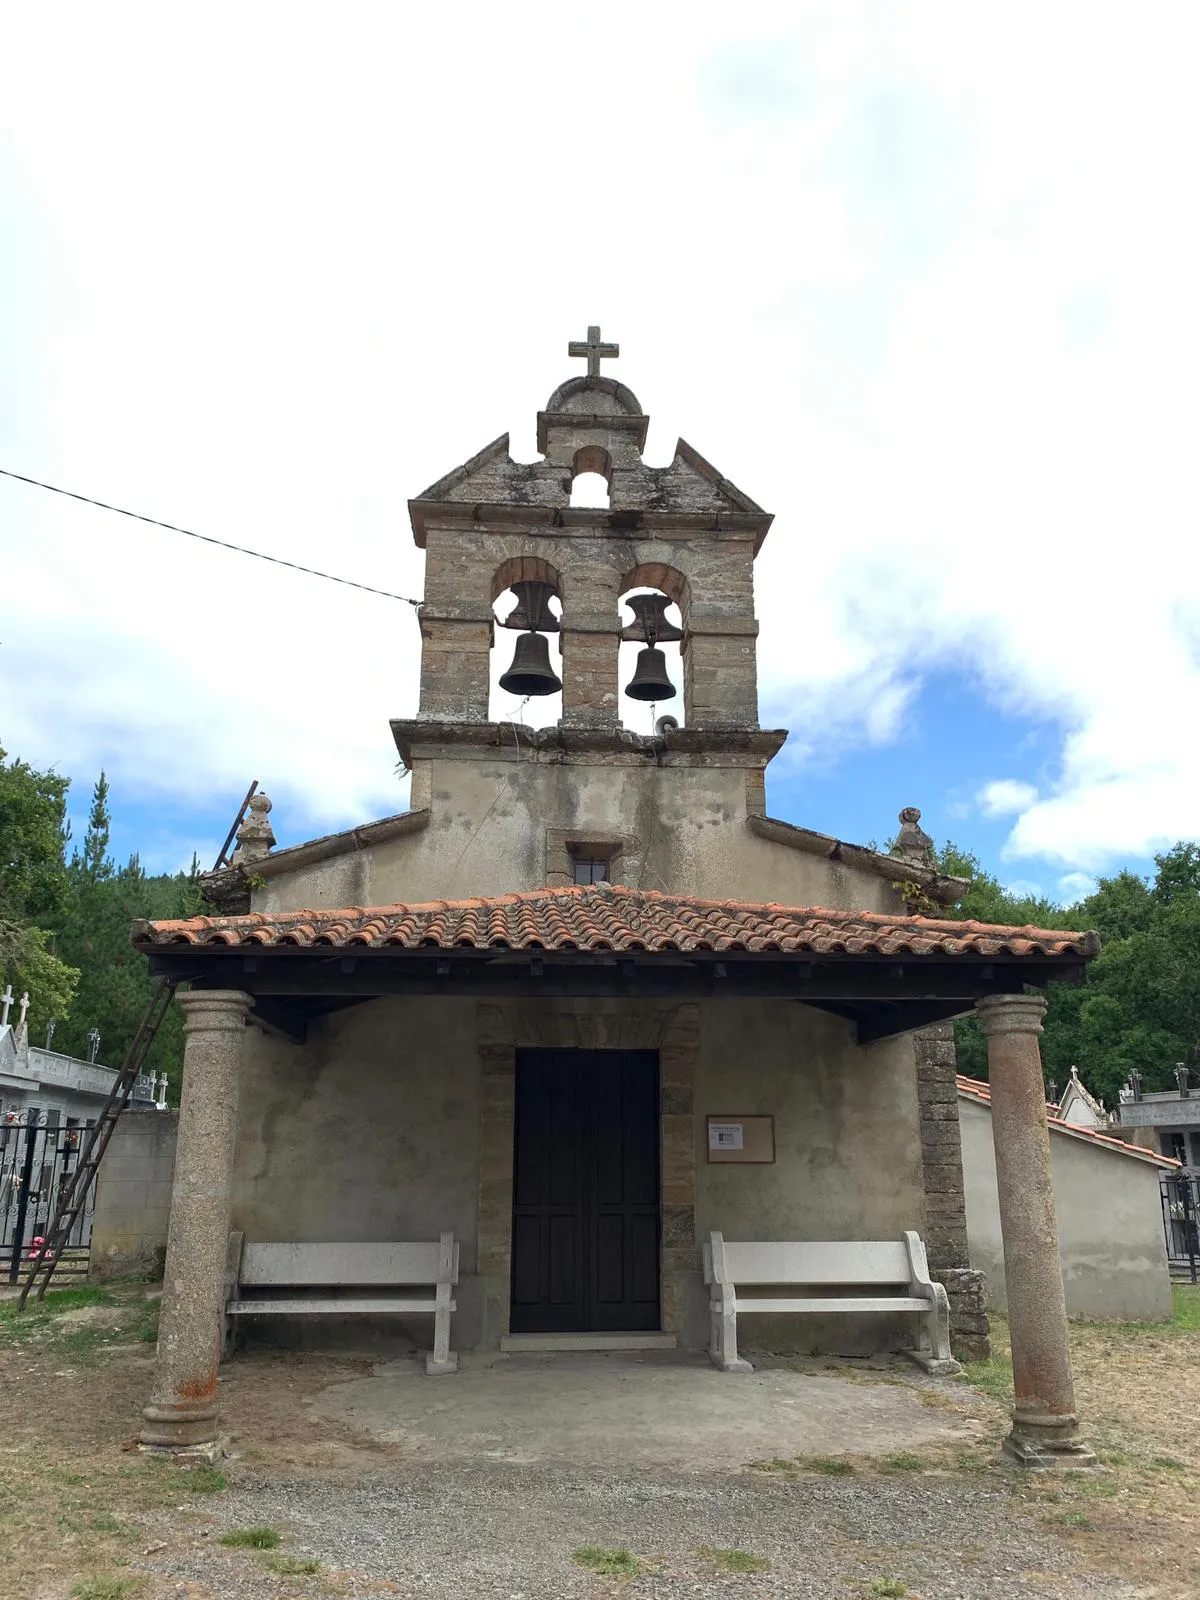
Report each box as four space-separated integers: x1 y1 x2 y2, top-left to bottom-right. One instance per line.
702 1231 957 1376
222 1232 459 1374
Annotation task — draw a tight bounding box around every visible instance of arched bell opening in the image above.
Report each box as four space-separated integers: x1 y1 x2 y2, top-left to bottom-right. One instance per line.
617 585 685 734
568 446 612 509
489 559 564 727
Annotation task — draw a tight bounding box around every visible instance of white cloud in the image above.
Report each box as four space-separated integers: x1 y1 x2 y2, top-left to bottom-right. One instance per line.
999 879 1044 903
1058 872 1098 905
977 780 1039 819
1 3 1198 875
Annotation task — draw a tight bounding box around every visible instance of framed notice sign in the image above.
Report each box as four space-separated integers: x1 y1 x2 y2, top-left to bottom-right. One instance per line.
706 1115 775 1163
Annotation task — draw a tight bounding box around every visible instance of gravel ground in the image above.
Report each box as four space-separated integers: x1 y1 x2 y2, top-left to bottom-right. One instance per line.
139 1460 1141 1599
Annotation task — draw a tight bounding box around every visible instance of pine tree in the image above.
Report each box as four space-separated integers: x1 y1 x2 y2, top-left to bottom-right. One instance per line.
77 772 113 883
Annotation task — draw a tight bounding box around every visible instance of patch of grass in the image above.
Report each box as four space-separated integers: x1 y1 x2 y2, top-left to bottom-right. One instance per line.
801 1455 855 1476
219 1525 281 1549
71 1577 143 1600
572 1546 645 1579
0 1285 145 1367
179 1466 226 1494
881 1451 923 1472
1053 1511 1095 1531
1171 1284 1200 1331
959 1354 1013 1406
955 1452 989 1473
1096 1449 1133 1467
260 1553 321 1575
20 1287 118 1316
1147 1455 1186 1471
88 1511 133 1535
1065 1475 1118 1499
869 1582 907 1598
746 1457 796 1474
697 1547 770 1573
129 1300 160 1344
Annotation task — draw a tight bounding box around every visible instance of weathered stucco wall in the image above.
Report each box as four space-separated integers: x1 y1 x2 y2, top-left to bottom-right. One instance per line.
223 995 925 1358
91 1109 179 1280
959 1099 1172 1321
231 998 485 1346
255 758 900 915
696 1001 926 1355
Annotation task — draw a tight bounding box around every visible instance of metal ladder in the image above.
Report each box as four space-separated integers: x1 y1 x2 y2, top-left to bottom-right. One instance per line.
17 977 179 1308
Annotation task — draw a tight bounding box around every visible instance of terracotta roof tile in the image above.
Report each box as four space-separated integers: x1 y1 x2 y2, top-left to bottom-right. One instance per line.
957 1075 1180 1168
134 883 1100 961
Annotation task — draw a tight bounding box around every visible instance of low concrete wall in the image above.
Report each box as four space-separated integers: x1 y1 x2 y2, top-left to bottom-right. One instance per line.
90 1110 178 1280
959 1100 1172 1322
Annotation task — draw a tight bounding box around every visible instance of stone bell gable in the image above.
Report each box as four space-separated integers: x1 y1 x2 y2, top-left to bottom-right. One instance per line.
407 367 770 732
409 378 766 526
199 330 967 917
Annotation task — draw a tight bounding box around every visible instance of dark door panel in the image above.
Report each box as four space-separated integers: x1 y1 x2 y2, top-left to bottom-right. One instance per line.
510 1049 660 1334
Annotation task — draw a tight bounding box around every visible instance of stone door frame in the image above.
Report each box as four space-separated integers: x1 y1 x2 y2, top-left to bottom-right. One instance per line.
476 1000 699 1346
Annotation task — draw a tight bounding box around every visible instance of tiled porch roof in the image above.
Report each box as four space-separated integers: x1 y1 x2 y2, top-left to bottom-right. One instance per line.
957 1076 1179 1169
134 884 1099 960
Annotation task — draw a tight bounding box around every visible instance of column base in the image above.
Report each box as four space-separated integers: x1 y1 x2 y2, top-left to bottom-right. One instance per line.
140 1400 220 1453
1002 1425 1097 1471
139 1436 227 1466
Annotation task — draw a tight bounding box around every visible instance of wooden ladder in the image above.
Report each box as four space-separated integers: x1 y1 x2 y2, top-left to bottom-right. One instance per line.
17 978 178 1309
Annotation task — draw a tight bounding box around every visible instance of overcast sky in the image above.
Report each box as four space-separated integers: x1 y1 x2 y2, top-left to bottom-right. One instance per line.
2 3 1198 903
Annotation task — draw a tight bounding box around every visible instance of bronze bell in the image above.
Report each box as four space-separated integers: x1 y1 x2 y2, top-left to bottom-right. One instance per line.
502 580 560 633
499 631 562 697
622 592 683 643
625 644 676 702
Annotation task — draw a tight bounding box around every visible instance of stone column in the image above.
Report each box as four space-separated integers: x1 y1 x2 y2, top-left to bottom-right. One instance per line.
141 990 253 1453
976 994 1094 1468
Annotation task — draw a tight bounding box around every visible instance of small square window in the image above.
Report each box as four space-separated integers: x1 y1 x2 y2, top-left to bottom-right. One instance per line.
572 856 610 886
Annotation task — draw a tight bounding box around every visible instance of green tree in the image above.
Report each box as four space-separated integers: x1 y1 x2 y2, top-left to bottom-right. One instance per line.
925 843 1073 1080
0 745 78 1029
75 771 113 884
52 785 190 1088
931 838 1200 1111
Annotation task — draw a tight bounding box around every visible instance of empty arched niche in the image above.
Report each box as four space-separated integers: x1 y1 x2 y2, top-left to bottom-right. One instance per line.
489 556 563 726
618 563 688 732
568 445 612 509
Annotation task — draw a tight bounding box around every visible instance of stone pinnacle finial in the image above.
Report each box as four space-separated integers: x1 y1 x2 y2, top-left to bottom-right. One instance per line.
568 324 619 377
231 791 276 866
894 806 936 869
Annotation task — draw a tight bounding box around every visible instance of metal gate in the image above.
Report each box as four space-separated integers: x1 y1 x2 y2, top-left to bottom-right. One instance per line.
1161 1172 1200 1284
1 1115 95 1283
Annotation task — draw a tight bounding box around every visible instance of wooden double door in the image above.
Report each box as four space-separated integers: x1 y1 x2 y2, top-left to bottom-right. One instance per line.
510 1049 661 1334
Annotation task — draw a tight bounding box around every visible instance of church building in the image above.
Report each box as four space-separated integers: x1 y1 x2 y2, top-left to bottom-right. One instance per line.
133 330 1099 1470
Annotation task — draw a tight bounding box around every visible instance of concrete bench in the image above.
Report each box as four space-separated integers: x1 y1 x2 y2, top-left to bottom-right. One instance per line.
222 1232 459 1374
702 1231 957 1376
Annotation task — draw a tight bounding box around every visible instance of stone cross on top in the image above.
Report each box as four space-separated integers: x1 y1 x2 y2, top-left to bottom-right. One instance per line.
568 324 619 377
0 985 13 1028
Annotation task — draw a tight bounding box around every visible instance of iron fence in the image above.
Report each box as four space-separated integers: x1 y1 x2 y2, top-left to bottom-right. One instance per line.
0 1115 95 1283
1161 1171 1200 1283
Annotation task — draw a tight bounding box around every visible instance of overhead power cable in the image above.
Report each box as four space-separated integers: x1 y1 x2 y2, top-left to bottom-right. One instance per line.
0 466 422 606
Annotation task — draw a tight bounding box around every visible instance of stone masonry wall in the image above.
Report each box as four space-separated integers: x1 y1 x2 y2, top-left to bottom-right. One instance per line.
914 1023 990 1362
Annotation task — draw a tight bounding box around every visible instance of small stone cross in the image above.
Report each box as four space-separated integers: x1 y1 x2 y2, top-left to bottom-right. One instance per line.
0 985 12 1028
568 324 619 377
17 993 29 1032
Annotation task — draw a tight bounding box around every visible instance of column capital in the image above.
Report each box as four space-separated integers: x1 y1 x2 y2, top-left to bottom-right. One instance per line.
975 992 1047 1038
177 989 254 1034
